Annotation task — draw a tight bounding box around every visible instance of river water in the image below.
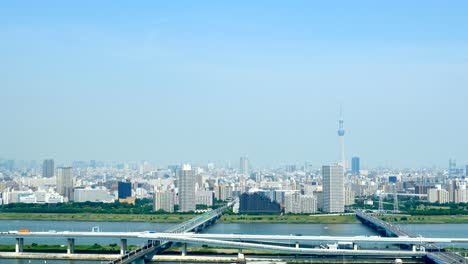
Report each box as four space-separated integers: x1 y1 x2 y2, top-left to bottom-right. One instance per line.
1 220 468 263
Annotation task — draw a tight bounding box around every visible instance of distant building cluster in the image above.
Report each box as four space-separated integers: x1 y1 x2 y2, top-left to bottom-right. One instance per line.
0 155 467 214
426 180 467 204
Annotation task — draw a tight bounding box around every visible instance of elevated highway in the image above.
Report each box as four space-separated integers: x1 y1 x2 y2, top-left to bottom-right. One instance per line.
2 206 467 263
3 229 468 261
109 201 234 264
356 210 467 263
4 231 468 244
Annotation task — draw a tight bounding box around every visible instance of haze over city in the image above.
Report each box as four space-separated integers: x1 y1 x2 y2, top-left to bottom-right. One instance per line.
3 2 468 264
1 1 468 167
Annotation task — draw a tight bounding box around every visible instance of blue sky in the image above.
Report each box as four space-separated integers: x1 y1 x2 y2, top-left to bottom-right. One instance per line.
1 1 468 168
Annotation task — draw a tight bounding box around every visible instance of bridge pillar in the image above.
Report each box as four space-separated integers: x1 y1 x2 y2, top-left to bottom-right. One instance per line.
411 244 416 252
181 243 187 256
67 238 75 254
120 238 127 254
295 242 299 248
15 238 24 253
353 243 358 250
238 248 244 258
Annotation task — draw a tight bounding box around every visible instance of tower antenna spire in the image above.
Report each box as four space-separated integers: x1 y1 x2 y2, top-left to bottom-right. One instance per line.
337 105 345 169
339 104 343 120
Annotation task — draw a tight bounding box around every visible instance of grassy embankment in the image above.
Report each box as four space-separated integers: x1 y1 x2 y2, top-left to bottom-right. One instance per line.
219 214 359 223
0 213 358 223
0 212 195 222
1 212 468 224
378 214 468 224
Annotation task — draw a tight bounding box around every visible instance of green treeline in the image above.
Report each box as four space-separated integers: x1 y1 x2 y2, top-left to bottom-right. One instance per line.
1 198 468 219
0 199 227 215
0 199 154 214
401 200 468 215
354 197 468 215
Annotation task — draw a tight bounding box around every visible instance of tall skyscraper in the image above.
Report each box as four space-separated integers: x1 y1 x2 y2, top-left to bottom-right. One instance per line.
239 156 249 175
56 167 73 201
118 181 132 199
449 158 457 177
322 165 344 213
337 107 346 169
351 157 360 175
466 165 468 177
448 180 457 202
177 164 195 212
42 159 54 177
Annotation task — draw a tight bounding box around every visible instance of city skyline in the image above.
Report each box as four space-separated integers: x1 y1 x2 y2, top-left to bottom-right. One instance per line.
1 155 468 171
1 2 468 263
1 1 468 167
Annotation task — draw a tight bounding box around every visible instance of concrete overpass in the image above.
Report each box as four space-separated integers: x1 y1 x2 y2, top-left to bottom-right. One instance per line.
2 206 467 263
3 231 468 244
109 201 235 264
356 210 467 263
3 229 468 262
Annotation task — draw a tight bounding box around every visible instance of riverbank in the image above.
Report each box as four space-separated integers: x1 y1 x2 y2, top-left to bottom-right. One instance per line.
0 247 424 263
380 215 468 224
1 212 468 224
0 212 195 222
0 251 425 263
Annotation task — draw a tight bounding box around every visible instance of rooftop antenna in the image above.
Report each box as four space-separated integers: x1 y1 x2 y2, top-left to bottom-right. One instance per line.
337 105 346 169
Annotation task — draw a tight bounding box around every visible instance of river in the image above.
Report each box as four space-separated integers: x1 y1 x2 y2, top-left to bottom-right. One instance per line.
1 220 468 263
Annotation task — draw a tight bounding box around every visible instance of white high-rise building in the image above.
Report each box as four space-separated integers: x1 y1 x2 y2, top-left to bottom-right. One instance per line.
344 185 355 206
455 182 467 203
73 187 115 203
285 192 317 214
177 164 195 212
322 165 344 213
429 188 450 204
215 184 233 201
285 192 301 213
195 190 213 206
300 195 317 213
56 167 73 201
154 191 175 212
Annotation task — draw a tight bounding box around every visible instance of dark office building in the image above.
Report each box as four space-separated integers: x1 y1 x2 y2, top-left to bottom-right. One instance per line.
118 181 132 199
388 176 398 183
239 192 281 213
351 157 360 175
466 165 468 177
415 184 433 195
42 159 54 177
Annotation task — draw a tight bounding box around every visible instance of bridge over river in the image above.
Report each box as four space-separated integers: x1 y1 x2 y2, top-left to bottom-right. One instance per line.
1 205 467 263
356 210 467 264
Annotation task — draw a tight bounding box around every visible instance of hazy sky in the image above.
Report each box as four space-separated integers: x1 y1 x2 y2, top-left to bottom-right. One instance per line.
1 1 467 168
